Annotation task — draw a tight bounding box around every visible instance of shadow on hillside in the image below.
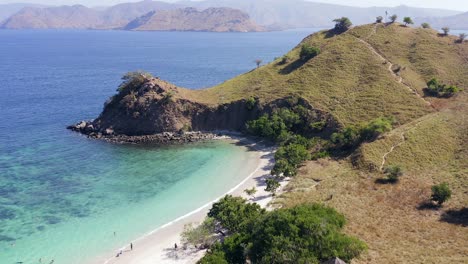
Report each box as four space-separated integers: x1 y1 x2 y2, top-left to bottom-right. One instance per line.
324 29 340 39
279 59 307 74
440 208 468 227
374 178 398 185
417 201 440 211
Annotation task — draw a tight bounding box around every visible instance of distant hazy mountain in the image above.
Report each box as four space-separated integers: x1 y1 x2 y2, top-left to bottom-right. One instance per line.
416 12 468 30
0 3 48 22
180 0 462 29
124 7 264 32
1 1 180 29
1 0 463 30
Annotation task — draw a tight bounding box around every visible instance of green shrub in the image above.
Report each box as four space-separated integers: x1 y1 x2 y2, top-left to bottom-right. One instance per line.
208 195 265 233
331 126 361 149
431 183 452 205
384 165 403 183
333 17 352 32
265 178 281 195
246 114 289 142
272 159 297 177
426 78 460 97
311 151 330 160
403 17 414 26
279 55 290 65
181 217 217 249
275 144 311 167
376 16 383 23
199 202 367 264
360 117 394 141
390 14 398 23
118 71 152 93
442 27 450 36
300 45 321 61
245 97 257 110
421 23 431 29
332 117 393 150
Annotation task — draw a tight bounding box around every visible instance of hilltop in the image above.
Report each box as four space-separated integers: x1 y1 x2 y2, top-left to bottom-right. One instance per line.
0 4 262 32
124 7 263 32
70 23 467 263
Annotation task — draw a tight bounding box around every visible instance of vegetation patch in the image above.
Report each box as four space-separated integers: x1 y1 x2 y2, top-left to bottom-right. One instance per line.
191 196 366 264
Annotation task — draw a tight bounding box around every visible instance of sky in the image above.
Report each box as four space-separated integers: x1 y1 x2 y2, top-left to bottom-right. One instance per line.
0 0 467 11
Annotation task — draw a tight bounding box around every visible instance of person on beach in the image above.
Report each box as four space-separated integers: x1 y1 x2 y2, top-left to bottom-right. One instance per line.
174 243 178 250
130 243 133 250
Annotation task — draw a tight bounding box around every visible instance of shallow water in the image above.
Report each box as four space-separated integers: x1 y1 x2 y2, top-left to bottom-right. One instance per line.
0 29 318 263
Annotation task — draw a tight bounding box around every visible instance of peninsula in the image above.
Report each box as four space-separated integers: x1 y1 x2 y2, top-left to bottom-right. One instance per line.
71 22 467 263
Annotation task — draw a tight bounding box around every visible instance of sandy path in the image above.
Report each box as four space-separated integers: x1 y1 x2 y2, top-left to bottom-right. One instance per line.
89 139 283 264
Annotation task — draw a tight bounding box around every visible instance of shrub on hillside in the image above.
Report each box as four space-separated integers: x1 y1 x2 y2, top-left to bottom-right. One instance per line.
384 165 403 183
300 45 321 61
390 14 398 23
458 33 467 43
442 27 450 36
376 16 383 23
431 183 452 205
403 17 414 26
333 17 352 32
426 78 460 97
421 23 431 29
118 71 152 93
245 97 257 110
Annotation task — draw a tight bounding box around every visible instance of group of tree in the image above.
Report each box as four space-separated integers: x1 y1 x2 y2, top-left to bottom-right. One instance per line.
426 78 461 97
330 117 394 150
184 196 367 264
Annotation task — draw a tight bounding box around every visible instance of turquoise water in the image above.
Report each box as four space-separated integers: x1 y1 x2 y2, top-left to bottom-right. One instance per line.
0 29 318 263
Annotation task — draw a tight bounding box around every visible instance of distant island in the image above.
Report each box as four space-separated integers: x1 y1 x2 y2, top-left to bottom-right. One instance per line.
1 5 263 32
124 7 264 32
1 0 466 31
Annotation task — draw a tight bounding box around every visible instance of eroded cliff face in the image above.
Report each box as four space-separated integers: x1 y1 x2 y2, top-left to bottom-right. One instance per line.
69 76 338 141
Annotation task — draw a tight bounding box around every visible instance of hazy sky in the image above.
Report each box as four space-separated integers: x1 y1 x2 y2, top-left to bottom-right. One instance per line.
1 0 467 11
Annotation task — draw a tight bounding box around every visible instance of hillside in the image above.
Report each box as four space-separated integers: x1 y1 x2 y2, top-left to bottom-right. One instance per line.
0 1 180 29
71 23 467 263
0 3 48 21
416 12 468 30
124 7 263 32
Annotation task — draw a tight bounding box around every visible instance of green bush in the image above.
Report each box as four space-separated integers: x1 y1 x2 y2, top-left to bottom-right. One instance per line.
390 14 398 23
272 159 297 177
403 17 414 26
118 71 152 93
426 78 460 97
333 17 352 32
198 202 367 264
442 27 450 36
376 16 383 23
208 195 265 233
421 23 431 29
198 248 228 264
331 117 393 150
245 97 257 110
300 45 321 61
265 178 281 195
384 165 403 183
431 183 452 205
246 114 289 142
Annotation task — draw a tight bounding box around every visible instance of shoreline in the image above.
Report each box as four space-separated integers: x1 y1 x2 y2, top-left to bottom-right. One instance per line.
89 137 287 264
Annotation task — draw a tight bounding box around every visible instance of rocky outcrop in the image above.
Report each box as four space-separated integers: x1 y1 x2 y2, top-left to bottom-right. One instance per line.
124 7 264 32
68 75 336 143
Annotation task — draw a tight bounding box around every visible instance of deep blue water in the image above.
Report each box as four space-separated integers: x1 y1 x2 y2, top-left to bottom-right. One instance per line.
0 29 317 263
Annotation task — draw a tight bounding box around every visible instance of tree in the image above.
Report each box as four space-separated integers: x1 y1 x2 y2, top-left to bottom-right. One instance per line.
265 178 281 196
244 187 257 200
299 45 321 61
199 203 367 264
442 27 450 36
182 218 217 249
376 16 383 23
254 59 263 68
384 165 403 183
431 183 452 205
333 17 352 32
426 78 460 97
458 33 467 43
421 23 431 29
390 14 398 23
403 17 414 26
208 195 265 233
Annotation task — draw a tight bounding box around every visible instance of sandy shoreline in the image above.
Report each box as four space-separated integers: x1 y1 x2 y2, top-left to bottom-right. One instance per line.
89 138 286 264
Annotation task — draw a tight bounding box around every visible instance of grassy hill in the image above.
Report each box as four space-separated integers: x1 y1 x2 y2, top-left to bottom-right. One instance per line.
77 22 467 263
185 23 467 263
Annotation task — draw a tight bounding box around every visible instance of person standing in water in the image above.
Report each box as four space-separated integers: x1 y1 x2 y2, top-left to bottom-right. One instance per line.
130 243 133 251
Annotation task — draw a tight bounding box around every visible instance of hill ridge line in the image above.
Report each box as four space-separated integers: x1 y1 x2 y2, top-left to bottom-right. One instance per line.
352 24 435 110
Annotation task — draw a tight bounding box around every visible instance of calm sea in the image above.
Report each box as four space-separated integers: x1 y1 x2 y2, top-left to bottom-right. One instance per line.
0 29 317 264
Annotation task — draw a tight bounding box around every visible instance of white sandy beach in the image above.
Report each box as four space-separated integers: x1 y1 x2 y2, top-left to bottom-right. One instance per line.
90 139 288 264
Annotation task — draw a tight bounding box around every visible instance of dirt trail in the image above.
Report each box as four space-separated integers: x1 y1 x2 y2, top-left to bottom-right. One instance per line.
354 24 434 109
378 116 429 171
